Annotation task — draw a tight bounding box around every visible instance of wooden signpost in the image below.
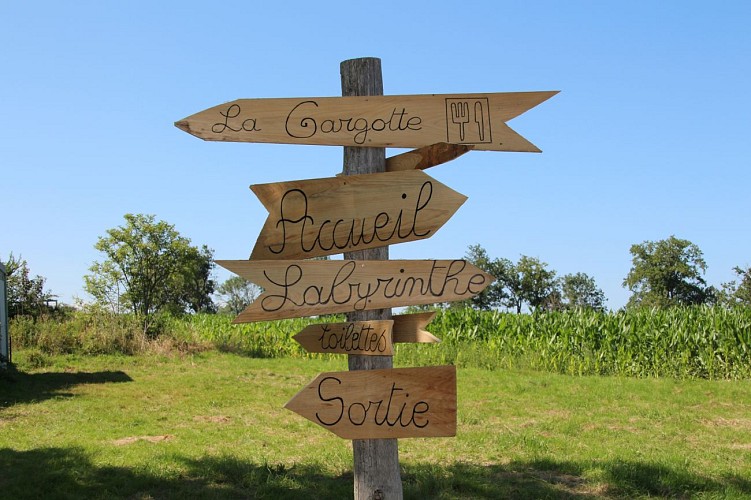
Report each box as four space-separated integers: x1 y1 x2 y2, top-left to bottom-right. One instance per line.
385 142 472 172
250 170 467 260
294 320 394 356
175 91 557 152
292 312 440 356
284 365 456 439
393 312 440 344
176 56 554 499
215 259 493 323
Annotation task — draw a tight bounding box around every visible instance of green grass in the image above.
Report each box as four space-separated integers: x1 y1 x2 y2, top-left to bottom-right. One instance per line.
13 306 751 380
2 350 750 498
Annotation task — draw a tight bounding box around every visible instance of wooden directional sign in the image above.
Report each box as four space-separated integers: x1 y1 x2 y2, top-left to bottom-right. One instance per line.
175 91 558 152
250 170 467 260
294 320 394 356
386 143 472 172
393 312 440 343
215 259 494 323
284 365 456 439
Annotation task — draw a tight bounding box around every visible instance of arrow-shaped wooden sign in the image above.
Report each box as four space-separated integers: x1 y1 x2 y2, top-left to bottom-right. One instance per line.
215 259 494 323
294 320 394 355
175 91 558 152
393 312 440 343
250 170 467 260
284 365 456 439
386 143 472 172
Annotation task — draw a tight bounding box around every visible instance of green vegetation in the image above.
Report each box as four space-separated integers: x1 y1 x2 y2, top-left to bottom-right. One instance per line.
2 351 750 499
12 306 751 380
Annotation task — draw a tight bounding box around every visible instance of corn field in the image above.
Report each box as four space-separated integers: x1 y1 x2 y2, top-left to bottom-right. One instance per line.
11 306 751 379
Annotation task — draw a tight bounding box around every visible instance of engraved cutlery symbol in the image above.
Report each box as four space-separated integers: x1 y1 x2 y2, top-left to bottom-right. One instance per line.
447 98 490 144
450 101 470 141
474 101 485 142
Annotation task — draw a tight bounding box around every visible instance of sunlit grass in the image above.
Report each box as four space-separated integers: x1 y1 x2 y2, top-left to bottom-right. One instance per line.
2 351 750 498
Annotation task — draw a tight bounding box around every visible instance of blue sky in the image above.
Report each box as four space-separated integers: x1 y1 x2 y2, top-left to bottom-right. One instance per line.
2 1 749 310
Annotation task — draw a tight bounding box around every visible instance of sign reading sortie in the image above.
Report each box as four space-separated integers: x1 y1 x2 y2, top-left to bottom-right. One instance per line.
175 92 557 152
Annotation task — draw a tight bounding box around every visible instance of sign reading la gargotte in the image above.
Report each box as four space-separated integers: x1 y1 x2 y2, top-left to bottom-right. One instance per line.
250 170 467 260
294 320 394 356
284 365 456 439
215 259 493 323
175 91 558 152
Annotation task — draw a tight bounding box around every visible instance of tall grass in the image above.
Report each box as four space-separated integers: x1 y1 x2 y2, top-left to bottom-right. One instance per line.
11 306 751 379
399 306 751 379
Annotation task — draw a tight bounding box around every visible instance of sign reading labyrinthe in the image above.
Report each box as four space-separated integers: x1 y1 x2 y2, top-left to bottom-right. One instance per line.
250 170 467 260
284 365 456 439
215 259 493 323
175 92 558 152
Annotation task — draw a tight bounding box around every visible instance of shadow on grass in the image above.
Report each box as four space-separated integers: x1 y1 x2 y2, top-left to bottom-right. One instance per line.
1 448 749 499
0 366 132 408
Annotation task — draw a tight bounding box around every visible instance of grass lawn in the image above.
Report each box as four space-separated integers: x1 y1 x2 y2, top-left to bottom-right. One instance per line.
1 350 750 499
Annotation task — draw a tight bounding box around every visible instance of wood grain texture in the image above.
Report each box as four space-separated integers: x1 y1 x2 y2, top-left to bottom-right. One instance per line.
294 320 394 355
385 143 472 172
250 170 467 260
215 259 494 323
175 91 558 152
340 57 402 500
284 365 456 439
392 312 440 343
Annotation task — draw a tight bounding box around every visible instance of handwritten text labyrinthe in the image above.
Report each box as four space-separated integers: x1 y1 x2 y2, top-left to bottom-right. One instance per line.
215 259 493 323
175 92 559 152
251 171 467 260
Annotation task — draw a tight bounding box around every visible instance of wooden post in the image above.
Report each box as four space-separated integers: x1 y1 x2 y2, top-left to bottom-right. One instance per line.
341 57 403 499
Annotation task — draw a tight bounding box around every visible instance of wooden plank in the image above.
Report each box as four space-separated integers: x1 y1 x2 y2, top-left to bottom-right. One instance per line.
175 91 558 152
386 143 472 172
284 365 456 439
250 170 467 260
392 312 440 343
340 57 401 500
215 259 494 323
294 320 394 355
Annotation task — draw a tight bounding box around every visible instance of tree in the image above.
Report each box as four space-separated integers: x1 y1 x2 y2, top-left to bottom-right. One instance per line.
516 255 558 313
3 253 55 318
720 266 751 307
215 276 261 315
84 214 216 329
559 272 607 312
463 244 508 310
623 235 712 308
464 245 558 313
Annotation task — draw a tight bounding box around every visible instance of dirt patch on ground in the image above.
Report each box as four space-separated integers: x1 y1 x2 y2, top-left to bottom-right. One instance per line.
193 415 231 424
113 435 174 446
703 417 751 429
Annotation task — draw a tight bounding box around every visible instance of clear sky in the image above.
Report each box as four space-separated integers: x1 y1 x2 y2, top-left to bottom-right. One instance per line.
2 1 749 311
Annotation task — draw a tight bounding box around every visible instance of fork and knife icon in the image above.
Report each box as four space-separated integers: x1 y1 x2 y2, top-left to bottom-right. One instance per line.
450 100 486 142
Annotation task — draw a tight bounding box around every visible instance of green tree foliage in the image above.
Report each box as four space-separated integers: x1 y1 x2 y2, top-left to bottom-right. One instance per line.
720 266 751 307
84 214 216 329
2 253 55 318
463 244 508 310
215 276 260 315
559 272 607 312
623 235 713 308
516 255 558 313
464 245 558 313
